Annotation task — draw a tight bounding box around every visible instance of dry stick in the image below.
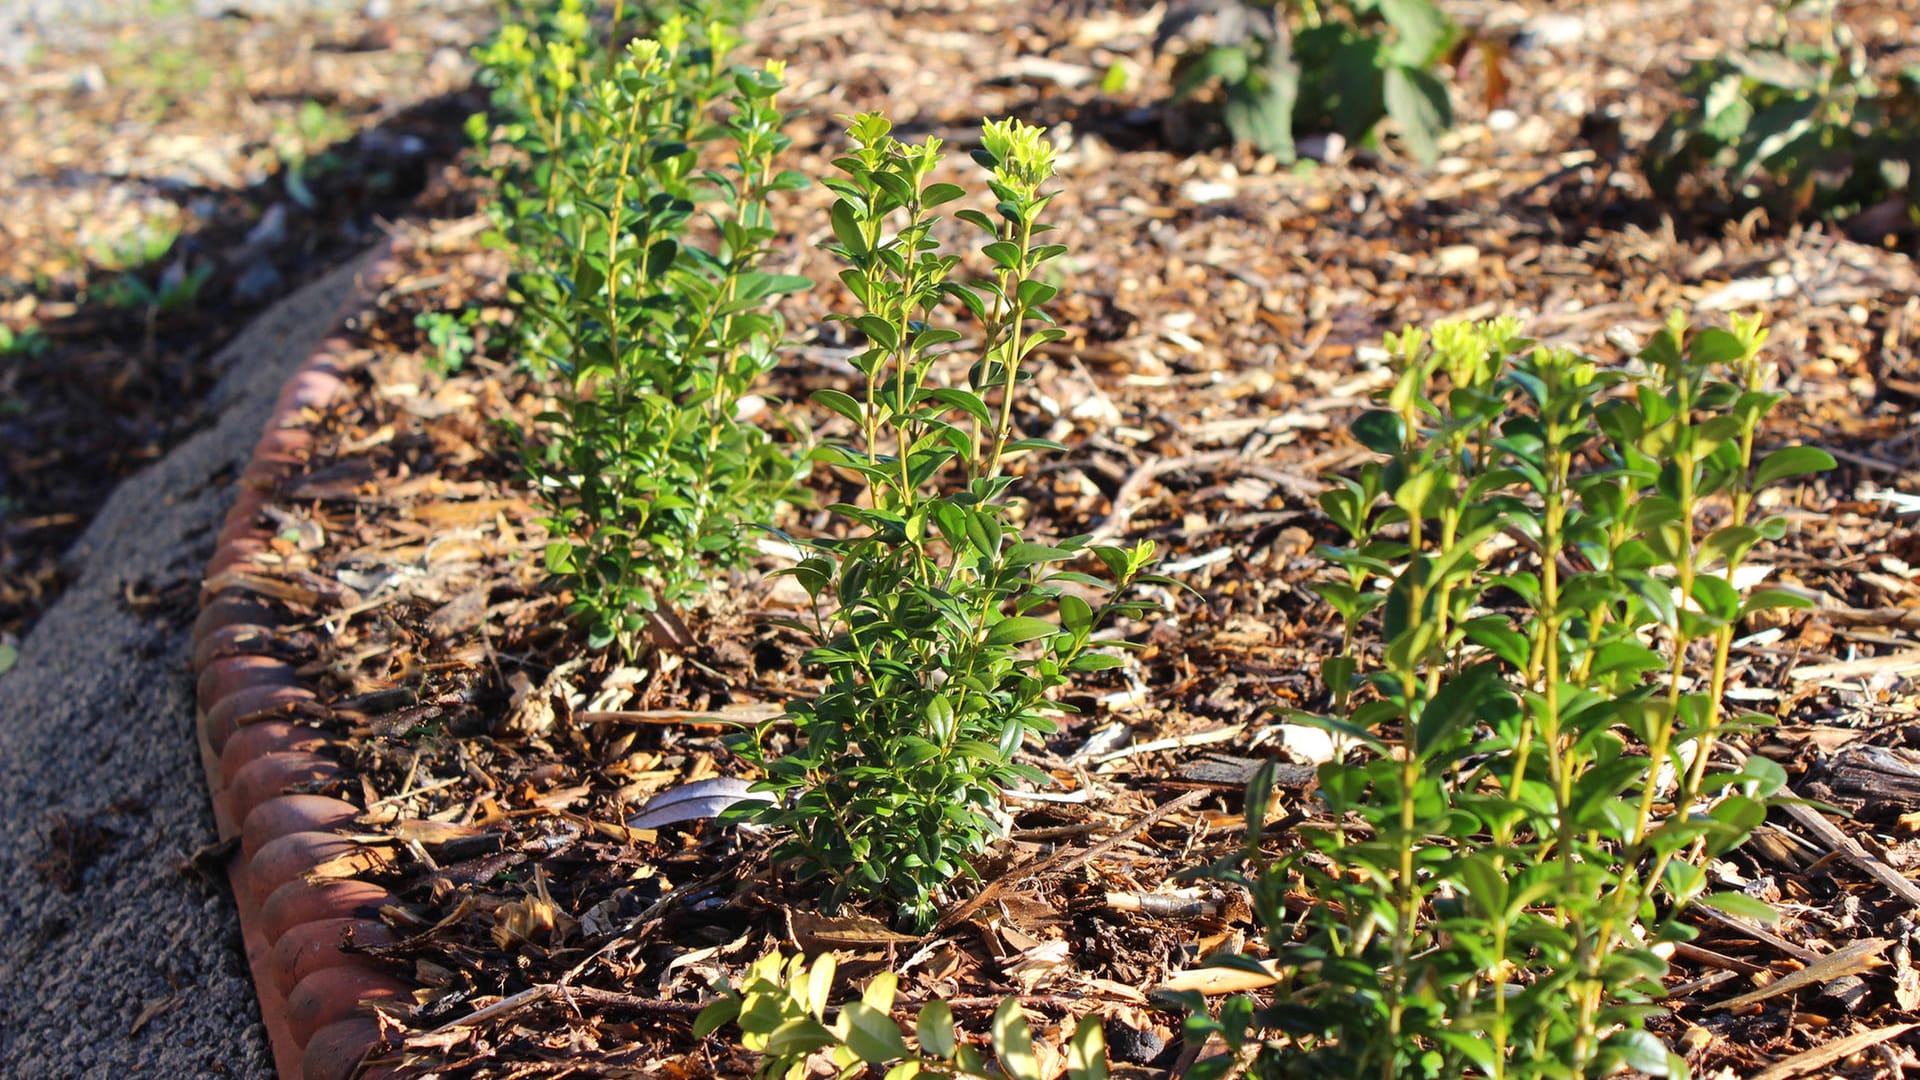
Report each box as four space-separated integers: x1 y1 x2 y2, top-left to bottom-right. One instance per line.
1086 451 1321 544
1670 941 1767 977
931 789 1209 934
420 865 738 1036
574 704 784 727
1777 795 1920 910
419 984 552 1036
1093 723 1246 766
1789 647 1920 683
1749 1023 1919 1080
1708 938 1893 1012
1691 901 1821 964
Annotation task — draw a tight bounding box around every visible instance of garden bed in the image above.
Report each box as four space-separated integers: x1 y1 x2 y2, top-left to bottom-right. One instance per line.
203 0 1920 1076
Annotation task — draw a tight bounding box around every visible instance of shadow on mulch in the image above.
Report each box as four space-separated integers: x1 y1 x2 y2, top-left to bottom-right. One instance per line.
0 88 484 641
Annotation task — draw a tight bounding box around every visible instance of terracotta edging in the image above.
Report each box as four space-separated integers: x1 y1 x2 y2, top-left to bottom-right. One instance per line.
192 242 409 1080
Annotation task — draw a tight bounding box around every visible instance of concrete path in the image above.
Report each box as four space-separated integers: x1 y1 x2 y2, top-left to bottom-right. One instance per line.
0 251 379 1079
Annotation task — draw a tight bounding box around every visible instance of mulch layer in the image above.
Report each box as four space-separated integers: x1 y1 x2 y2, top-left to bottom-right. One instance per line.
196 0 1920 1076
1 0 492 647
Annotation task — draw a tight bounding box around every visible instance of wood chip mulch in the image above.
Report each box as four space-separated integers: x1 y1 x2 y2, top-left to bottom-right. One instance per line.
216 0 1920 1075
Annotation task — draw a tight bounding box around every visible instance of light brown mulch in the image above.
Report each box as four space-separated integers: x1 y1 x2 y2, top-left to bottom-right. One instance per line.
205 0 1920 1075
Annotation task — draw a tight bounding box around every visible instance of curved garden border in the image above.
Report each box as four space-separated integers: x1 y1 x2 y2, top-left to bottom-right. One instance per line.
193 241 412 1080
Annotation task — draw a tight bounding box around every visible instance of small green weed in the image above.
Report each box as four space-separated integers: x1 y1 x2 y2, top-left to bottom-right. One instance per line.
414 309 481 374
0 323 50 359
1179 313 1832 1078
99 263 210 315
87 218 181 274
1154 0 1455 164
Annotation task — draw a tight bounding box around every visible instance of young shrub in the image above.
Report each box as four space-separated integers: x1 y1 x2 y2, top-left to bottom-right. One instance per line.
695 951 1110 1080
1153 0 1456 165
1648 0 1919 226
732 115 1161 930
1179 313 1831 1078
473 8 811 655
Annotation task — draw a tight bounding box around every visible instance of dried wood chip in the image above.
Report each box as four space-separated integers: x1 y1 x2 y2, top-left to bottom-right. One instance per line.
789 911 920 952
307 846 396 881
425 583 491 639
410 498 529 526
1709 938 1891 1011
1780 797 1920 909
1748 1022 1918 1080
1159 957 1283 995
388 819 487 845
1790 647 1920 683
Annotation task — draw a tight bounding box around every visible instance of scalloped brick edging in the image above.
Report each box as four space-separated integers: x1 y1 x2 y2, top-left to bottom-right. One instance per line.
193 243 409 1080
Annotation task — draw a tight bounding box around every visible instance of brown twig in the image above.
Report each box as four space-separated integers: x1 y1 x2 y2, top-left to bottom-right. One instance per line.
932 789 1208 933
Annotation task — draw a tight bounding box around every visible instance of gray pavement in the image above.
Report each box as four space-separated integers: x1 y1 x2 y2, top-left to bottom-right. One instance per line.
0 251 379 1079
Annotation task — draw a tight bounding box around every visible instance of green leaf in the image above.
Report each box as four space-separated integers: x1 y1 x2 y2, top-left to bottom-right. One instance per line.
830 199 867 255
917 1000 956 1058
991 999 1042 1080
1602 1029 1675 1075
1688 327 1750 366
1753 445 1835 487
1222 65 1298 160
806 953 837 1019
1698 890 1781 923
923 182 967 208
692 996 739 1040
1690 574 1742 623
954 208 997 233
1003 437 1069 455
840 1001 909 1064
1701 524 1763 567
1383 64 1452 167
983 240 1023 269
1352 410 1405 454
765 1017 837 1057
1732 96 1820 183
1742 587 1813 616
1067 1015 1109 1080
986 617 1057 646
738 272 814 300
812 388 865 426
926 387 991 426
1017 279 1059 306
1379 0 1455 66
1417 662 1507 759
642 239 679 281
1058 593 1094 633
1005 542 1074 568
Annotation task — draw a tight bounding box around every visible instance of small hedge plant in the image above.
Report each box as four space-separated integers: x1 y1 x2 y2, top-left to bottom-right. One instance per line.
1179 313 1831 1078
473 3 810 655
731 115 1163 930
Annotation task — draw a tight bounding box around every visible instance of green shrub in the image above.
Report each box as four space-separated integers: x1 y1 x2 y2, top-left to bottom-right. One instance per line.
732 115 1162 929
1178 314 1831 1078
1154 0 1455 165
473 6 810 654
1648 0 1920 224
